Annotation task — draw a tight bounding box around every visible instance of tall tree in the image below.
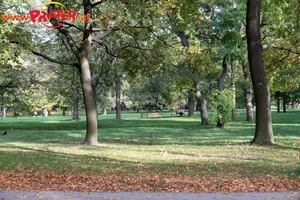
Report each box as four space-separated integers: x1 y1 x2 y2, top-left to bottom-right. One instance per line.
31 0 99 145
246 0 275 145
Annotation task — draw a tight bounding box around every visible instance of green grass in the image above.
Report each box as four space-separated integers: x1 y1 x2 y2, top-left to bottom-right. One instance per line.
0 110 299 180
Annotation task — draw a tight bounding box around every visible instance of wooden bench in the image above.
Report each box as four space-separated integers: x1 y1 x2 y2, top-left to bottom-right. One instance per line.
147 112 163 118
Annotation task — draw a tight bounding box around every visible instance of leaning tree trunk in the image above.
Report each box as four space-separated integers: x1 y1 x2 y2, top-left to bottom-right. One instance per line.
80 3 98 145
115 75 122 120
246 0 275 145
80 54 98 145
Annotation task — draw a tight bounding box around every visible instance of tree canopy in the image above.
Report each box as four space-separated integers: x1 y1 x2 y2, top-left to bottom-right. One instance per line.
1 0 299 145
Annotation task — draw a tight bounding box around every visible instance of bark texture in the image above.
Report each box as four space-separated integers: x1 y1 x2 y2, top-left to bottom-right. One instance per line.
81 1 98 145
246 0 275 145
72 100 80 120
194 82 209 125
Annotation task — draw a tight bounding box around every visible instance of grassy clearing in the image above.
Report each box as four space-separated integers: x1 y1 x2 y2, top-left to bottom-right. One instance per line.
0 110 299 181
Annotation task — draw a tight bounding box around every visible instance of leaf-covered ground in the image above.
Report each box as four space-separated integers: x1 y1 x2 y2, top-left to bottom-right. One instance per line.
0 172 299 192
0 111 299 192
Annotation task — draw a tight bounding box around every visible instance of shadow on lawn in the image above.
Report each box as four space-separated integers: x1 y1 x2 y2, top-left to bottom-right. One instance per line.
1 119 87 131
1 116 299 147
273 143 300 151
98 137 252 147
0 144 298 178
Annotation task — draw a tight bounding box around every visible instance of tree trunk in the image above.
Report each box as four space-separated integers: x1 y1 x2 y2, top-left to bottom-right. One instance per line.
155 97 159 111
194 81 209 125
217 56 228 127
115 75 122 120
40 0 98 145
277 96 280 113
80 6 98 145
246 0 275 145
1 91 5 121
175 30 196 117
72 99 80 120
72 86 80 120
283 97 286 113
80 54 98 145
200 97 209 125
62 107 67 116
242 64 253 122
102 108 107 115
187 95 195 117
231 62 236 121
218 56 228 92
246 87 253 122
43 108 48 117
1 107 6 120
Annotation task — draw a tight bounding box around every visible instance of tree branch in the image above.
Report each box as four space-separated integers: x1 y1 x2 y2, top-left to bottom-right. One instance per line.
30 50 78 67
128 25 169 46
92 0 108 8
262 44 300 55
47 3 80 56
62 21 84 32
92 27 120 32
92 39 118 57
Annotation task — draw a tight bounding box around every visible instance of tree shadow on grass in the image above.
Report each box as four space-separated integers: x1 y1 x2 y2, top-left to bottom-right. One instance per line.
1 117 299 148
98 136 253 147
0 144 298 179
272 143 300 151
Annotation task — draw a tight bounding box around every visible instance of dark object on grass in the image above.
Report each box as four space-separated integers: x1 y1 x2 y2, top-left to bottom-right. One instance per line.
3 131 7 135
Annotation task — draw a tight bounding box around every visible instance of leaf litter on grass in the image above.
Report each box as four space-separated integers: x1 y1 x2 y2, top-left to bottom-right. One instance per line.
0 172 299 192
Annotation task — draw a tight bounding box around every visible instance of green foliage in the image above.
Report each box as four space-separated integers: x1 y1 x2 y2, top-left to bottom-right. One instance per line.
261 0 300 94
210 89 234 126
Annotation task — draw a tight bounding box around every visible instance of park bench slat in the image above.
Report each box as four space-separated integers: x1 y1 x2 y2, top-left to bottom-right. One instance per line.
147 112 163 118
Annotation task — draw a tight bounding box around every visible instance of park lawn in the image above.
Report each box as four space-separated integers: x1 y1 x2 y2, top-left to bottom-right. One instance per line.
0 110 299 192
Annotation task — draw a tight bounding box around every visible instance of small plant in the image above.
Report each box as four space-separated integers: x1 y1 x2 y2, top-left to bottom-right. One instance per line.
210 89 234 127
